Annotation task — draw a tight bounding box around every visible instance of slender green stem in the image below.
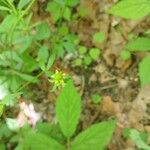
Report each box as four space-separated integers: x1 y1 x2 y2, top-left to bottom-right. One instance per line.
67 138 71 150
16 71 44 93
23 0 36 16
5 0 17 13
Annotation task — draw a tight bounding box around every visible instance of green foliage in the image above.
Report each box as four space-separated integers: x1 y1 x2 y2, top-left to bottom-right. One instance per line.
18 0 31 9
0 122 12 138
58 25 69 36
2 92 21 106
130 130 150 150
122 128 150 150
74 46 101 68
91 94 102 104
6 118 19 131
52 33 78 58
56 80 81 138
0 1 39 92
78 6 90 17
0 103 4 117
24 132 65 150
0 0 78 94
79 46 87 54
89 48 101 60
93 32 106 44
34 22 51 41
46 0 79 23
139 56 150 86
0 142 5 150
74 58 82 66
37 45 55 71
71 120 116 150
0 79 116 150
120 50 131 60
0 1 118 149
83 55 92 66
109 0 150 19
37 46 49 70
110 0 150 87
20 80 115 150
36 123 65 142
125 37 150 51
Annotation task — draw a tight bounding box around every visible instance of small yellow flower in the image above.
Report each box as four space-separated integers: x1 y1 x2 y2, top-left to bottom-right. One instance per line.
49 70 68 90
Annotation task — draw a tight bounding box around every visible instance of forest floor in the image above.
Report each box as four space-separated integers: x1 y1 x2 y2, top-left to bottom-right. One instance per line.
11 0 150 149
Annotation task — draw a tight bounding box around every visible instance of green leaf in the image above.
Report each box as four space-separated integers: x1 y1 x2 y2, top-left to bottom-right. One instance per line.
36 123 54 135
56 80 81 138
38 46 49 70
0 123 12 138
109 0 150 19
2 92 21 106
21 54 38 72
139 56 150 86
83 55 92 66
15 144 23 150
8 76 22 92
53 43 65 58
6 118 19 131
120 50 131 60
46 2 62 23
89 48 100 60
91 94 102 104
0 142 5 150
47 54 56 70
23 132 65 150
78 6 90 17
0 83 9 100
36 123 65 142
0 6 10 12
0 14 18 33
18 0 31 9
63 42 76 53
78 46 87 54
15 72 37 83
58 25 69 36
67 0 80 7
54 0 65 6
93 32 106 43
63 7 71 21
13 35 32 53
74 58 82 66
0 102 4 117
126 37 150 51
35 22 51 41
129 129 150 150
71 120 116 150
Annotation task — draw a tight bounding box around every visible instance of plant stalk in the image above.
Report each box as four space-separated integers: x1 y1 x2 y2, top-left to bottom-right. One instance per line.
67 138 71 150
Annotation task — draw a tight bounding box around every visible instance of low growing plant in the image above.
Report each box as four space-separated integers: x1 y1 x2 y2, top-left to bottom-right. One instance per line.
1 80 116 150
74 46 101 67
24 80 116 150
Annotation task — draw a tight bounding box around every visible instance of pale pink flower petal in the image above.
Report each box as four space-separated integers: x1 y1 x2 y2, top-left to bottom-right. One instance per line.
18 102 41 127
